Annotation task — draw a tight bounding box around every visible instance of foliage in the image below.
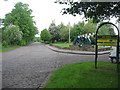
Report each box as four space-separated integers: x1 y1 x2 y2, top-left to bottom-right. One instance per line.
48 21 71 42
59 23 69 42
71 21 86 41
55 1 120 22
48 20 97 43
2 25 22 46
71 20 96 41
47 20 115 44
3 2 38 45
45 62 117 88
40 29 51 42
71 23 81 41
34 37 40 42
48 21 60 42
71 20 115 43
0 28 2 43
98 24 115 35
83 20 96 34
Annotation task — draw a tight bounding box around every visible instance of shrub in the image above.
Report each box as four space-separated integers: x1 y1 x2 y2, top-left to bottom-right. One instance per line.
2 40 8 46
40 29 51 42
2 25 23 46
20 40 27 46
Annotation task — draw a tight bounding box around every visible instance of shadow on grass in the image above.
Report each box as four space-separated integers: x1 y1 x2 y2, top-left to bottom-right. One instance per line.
44 62 118 88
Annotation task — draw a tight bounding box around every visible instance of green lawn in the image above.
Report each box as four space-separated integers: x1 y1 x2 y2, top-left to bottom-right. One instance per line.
0 45 20 52
44 62 118 88
53 42 73 47
94 46 111 49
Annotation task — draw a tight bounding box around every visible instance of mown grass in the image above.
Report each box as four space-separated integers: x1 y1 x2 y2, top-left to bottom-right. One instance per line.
53 42 73 47
44 62 118 88
0 44 20 52
94 46 112 49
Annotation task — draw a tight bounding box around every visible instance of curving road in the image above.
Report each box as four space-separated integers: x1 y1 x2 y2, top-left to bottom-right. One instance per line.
2 42 111 88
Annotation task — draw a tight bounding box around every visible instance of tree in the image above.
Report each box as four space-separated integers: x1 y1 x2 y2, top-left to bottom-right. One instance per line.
70 20 96 41
55 1 120 22
71 22 84 41
98 24 115 35
48 21 60 42
0 28 2 43
2 25 22 46
34 37 40 42
40 29 51 42
3 2 38 45
83 20 96 34
59 23 69 42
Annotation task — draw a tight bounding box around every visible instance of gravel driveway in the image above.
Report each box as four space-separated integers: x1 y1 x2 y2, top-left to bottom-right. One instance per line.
2 42 110 88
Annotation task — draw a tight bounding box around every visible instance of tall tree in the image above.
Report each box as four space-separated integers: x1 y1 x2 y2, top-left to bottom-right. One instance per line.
71 22 84 41
3 2 38 45
55 1 120 22
70 20 96 41
59 23 69 42
48 21 60 42
40 29 51 42
98 24 115 35
83 20 96 34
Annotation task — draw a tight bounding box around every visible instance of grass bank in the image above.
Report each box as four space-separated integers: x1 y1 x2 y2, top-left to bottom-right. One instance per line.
0 45 20 52
44 62 118 88
53 42 73 47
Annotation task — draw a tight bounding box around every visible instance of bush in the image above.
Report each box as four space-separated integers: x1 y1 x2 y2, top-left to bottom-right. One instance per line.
40 29 51 42
20 40 26 46
2 25 23 46
34 37 40 42
2 40 8 46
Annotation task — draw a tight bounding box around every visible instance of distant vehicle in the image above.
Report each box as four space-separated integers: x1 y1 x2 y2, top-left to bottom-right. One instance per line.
109 43 120 63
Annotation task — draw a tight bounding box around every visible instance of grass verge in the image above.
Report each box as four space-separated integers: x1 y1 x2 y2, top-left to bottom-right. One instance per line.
44 62 118 88
53 42 73 47
0 45 20 52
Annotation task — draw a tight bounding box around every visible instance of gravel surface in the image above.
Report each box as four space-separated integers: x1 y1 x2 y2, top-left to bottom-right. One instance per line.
2 42 111 88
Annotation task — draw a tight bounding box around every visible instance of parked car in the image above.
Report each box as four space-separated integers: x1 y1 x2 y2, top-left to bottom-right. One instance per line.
109 44 120 63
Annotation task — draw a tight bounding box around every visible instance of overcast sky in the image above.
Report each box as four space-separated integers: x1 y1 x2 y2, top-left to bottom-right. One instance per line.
0 0 118 36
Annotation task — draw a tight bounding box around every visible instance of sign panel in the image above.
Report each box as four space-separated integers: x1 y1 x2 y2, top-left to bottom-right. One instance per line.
97 35 118 46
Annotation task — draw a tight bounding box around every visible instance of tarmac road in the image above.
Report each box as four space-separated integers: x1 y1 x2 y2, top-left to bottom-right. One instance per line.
2 42 111 88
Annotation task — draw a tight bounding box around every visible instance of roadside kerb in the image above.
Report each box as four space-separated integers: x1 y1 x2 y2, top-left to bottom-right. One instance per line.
45 45 111 55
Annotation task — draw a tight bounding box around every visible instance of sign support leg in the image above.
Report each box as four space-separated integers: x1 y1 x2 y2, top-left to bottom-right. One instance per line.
95 45 98 69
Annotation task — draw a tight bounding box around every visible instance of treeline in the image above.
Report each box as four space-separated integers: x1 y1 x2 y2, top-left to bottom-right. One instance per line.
0 2 38 46
40 20 115 44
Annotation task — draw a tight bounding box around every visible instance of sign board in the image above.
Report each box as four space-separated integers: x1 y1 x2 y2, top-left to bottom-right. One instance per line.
97 35 118 46
95 22 119 72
